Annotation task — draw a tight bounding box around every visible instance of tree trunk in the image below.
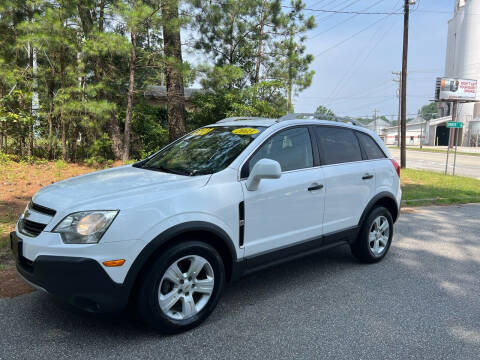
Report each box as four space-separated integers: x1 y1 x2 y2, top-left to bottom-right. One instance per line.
0 88 3 151
0 122 3 151
287 79 293 113
78 0 122 160
123 32 137 162
254 10 265 84
60 46 67 161
47 103 53 158
287 34 294 113
47 59 55 159
28 43 34 157
162 0 187 142
61 107 66 161
109 112 123 159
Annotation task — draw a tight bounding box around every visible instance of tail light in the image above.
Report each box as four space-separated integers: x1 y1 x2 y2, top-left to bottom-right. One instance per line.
390 158 400 177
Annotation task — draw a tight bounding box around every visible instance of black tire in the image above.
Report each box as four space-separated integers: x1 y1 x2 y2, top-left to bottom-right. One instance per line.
136 240 225 334
351 206 393 263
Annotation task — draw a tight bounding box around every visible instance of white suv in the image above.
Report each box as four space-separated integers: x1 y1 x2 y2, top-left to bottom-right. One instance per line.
11 114 401 333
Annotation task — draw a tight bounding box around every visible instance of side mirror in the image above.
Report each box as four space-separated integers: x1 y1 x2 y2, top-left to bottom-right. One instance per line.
246 159 281 191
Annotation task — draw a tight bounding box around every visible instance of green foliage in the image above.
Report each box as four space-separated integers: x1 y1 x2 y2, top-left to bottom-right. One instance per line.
55 159 67 170
0 152 13 164
131 102 169 158
272 0 316 112
315 105 335 117
0 0 314 163
418 102 439 121
192 66 288 126
87 133 113 160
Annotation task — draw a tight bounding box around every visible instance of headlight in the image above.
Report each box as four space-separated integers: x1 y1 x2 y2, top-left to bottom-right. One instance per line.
53 210 118 244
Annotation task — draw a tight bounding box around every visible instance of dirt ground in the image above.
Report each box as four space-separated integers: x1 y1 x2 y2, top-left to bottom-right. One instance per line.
0 160 104 298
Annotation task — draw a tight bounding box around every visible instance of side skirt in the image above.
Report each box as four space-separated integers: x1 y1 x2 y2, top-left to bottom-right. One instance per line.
231 226 358 281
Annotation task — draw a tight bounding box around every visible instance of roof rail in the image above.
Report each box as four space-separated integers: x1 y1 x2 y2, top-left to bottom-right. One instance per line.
277 113 364 127
216 116 268 123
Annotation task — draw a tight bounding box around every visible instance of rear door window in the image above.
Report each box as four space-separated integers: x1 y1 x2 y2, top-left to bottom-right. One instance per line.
314 126 362 165
356 132 386 160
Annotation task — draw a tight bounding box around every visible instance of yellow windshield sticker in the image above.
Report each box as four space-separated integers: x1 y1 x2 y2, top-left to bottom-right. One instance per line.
191 128 214 136
232 128 259 135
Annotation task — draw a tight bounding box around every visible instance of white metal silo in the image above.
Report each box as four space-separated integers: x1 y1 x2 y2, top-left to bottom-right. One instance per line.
444 0 480 146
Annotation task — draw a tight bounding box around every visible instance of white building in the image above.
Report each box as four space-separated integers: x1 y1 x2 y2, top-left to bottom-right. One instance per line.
364 118 392 142
383 119 427 146
381 116 465 147
440 0 480 146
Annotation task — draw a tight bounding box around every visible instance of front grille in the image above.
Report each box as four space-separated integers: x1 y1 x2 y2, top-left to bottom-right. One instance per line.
30 202 56 216
21 219 47 237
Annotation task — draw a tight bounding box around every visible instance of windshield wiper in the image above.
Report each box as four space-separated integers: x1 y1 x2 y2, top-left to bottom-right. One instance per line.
143 165 191 176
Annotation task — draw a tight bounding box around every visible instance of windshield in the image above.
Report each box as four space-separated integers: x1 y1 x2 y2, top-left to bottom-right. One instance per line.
139 126 266 176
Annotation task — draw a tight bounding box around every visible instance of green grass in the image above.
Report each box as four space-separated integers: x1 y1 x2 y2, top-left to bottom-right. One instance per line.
401 169 480 206
388 146 480 157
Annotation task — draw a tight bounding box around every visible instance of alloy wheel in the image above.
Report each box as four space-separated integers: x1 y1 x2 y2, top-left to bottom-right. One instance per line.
368 215 390 257
158 255 214 320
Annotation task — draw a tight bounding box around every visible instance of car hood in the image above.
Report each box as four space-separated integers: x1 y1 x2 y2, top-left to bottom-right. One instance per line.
32 165 210 212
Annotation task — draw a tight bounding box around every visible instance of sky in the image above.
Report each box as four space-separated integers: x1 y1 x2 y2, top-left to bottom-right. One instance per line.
292 0 453 119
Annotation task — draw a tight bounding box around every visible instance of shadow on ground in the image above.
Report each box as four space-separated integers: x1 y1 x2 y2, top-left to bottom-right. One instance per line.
0 204 479 359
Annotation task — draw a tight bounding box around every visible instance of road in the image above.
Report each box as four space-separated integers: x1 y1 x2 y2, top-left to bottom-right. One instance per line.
389 148 480 179
1 204 480 360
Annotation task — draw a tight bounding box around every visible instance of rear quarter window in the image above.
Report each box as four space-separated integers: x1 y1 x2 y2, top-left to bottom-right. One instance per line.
314 126 362 165
356 132 386 160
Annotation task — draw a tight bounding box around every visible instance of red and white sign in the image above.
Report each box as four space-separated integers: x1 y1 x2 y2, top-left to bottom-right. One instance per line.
438 77 477 101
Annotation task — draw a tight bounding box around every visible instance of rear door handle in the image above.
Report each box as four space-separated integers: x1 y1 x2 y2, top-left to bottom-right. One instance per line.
362 174 374 180
308 184 324 191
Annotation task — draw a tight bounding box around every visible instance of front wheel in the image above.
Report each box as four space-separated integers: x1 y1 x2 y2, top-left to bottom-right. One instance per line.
351 206 393 263
136 240 225 333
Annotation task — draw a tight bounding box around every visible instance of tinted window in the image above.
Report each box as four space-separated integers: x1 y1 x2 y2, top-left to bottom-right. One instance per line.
357 132 386 160
315 127 362 165
247 127 313 174
141 126 265 176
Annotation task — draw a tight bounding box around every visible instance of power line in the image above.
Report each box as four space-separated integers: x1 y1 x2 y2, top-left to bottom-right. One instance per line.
312 0 361 23
325 2 401 101
282 5 403 15
308 0 385 39
314 12 396 57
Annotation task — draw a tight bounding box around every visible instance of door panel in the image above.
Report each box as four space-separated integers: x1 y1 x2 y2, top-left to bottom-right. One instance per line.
242 168 325 257
322 162 375 234
313 126 375 234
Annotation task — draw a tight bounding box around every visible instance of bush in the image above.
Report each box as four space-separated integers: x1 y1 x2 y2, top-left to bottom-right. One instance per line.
0 152 14 164
131 101 169 159
85 156 113 168
87 133 113 160
55 159 67 170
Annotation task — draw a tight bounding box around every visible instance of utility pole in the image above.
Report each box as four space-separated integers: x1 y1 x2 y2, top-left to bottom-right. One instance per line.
419 118 424 149
373 108 378 135
400 0 411 169
393 71 401 147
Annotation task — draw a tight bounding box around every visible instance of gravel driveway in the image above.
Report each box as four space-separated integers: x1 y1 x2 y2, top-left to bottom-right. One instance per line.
1 204 479 360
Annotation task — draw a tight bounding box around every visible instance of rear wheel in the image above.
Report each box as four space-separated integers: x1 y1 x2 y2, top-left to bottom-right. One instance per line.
351 206 393 263
136 240 225 333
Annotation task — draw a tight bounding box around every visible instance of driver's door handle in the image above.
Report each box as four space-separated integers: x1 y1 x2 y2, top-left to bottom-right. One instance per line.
362 174 374 180
308 184 324 191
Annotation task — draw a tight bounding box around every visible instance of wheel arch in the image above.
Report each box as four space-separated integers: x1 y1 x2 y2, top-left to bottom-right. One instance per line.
358 192 399 228
124 221 237 300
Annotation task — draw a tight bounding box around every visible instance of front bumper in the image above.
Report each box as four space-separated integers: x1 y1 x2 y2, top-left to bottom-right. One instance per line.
11 232 130 313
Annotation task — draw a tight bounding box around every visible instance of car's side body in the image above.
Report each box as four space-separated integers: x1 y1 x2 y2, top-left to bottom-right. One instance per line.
11 117 401 314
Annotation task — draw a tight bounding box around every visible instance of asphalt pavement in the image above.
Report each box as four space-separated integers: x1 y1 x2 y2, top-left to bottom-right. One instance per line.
1 204 480 360
389 148 480 179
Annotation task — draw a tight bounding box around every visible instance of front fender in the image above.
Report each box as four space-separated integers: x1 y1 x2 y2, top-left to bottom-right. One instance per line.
122 219 238 294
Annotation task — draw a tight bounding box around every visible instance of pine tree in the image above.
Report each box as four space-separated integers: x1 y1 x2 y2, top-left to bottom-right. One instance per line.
115 0 161 160
273 0 315 112
162 0 187 142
